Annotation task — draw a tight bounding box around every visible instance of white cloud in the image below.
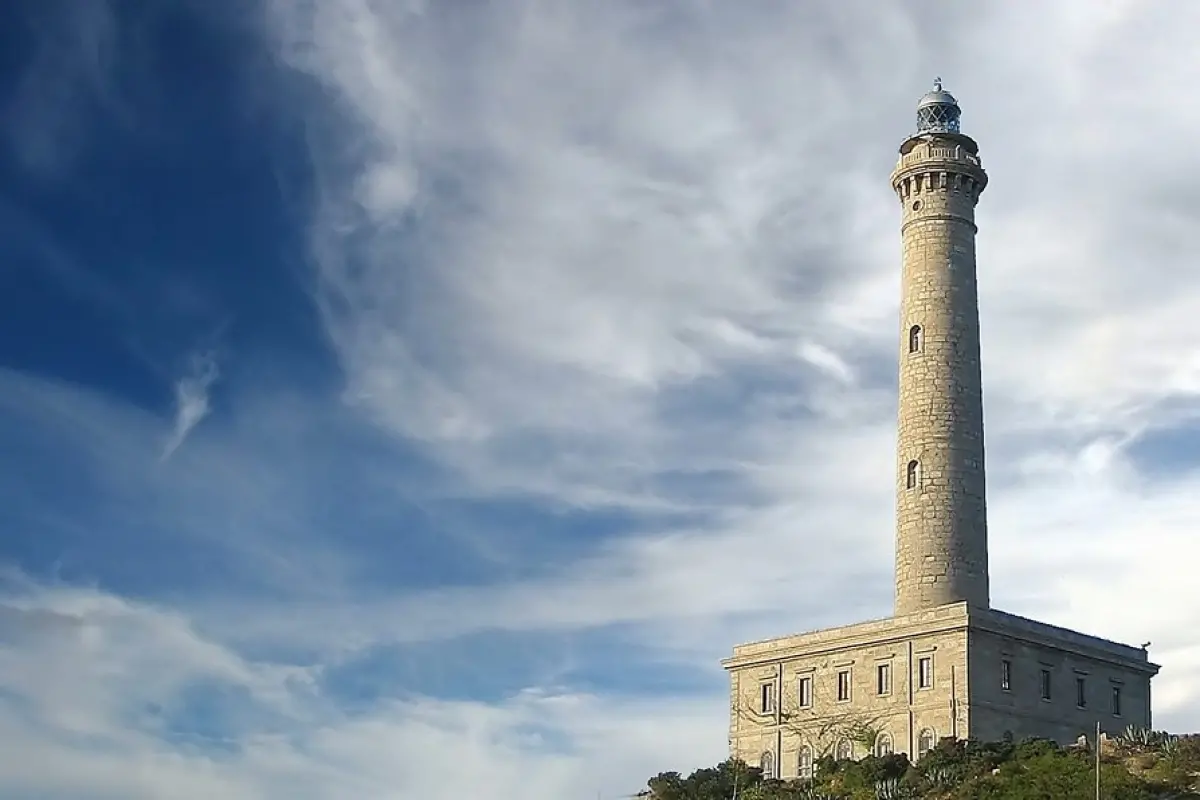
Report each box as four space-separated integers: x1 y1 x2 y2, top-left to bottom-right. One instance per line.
162 351 220 460
261 0 1200 727
0 578 722 800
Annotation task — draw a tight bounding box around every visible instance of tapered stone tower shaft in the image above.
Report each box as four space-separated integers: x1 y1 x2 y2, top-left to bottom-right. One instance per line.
891 81 990 615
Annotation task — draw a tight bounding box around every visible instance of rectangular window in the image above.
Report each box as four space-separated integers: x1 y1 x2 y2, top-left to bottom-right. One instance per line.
1040 669 1052 701
797 676 813 708
1000 659 1012 691
760 682 775 714
1076 676 1087 708
917 657 933 689
876 663 892 696
837 670 851 702
1112 685 1123 717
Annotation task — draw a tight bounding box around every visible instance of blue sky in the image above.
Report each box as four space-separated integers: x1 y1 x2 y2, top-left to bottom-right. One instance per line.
3 0 1200 797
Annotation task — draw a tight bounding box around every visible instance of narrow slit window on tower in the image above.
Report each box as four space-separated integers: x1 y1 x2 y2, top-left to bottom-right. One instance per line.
906 460 921 490
908 324 923 353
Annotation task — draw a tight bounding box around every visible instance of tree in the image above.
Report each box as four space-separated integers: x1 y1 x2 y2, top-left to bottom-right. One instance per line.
644 771 684 799
734 696 889 761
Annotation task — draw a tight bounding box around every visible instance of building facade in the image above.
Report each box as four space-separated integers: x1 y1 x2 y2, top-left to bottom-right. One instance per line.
722 82 1160 780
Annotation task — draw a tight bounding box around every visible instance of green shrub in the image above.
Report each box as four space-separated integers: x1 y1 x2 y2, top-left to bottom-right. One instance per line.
639 733 1200 799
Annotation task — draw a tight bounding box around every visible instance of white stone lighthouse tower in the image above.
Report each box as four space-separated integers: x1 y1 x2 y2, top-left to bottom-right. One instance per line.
890 80 991 615
722 85 1160 768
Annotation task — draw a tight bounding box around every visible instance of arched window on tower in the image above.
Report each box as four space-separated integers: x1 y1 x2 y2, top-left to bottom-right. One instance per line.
874 732 894 757
906 460 921 490
835 739 854 761
759 751 775 780
908 324 923 353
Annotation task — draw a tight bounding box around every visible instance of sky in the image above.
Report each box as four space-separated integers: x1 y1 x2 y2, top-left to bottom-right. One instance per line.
1 0 1199 797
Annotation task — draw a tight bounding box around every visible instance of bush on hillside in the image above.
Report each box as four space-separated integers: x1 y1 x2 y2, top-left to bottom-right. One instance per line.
638 731 1200 799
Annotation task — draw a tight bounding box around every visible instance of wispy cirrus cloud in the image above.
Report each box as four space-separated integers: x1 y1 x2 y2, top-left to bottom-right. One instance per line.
261 0 1200 734
161 351 220 461
0 572 723 800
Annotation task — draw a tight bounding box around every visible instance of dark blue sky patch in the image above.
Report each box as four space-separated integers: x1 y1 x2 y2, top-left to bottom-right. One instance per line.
405 498 658 582
140 678 259 757
1126 418 1200 479
0 0 332 419
317 626 721 714
655 363 814 426
0 390 506 600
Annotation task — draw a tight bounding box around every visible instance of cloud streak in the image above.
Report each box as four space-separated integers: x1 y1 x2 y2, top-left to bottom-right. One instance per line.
261 0 1200 729
161 351 220 461
0 575 723 800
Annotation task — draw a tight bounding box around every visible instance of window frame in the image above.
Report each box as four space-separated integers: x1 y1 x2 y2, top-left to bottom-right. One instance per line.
760 681 775 714
908 324 923 353
876 663 892 696
917 728 936 760
906 460 921 490
797 745 814 780
917 656 933 690
796 675 813 708
836 669 852 703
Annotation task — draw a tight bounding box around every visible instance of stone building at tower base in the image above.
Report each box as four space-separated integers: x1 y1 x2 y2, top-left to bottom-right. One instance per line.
722 603 1159 781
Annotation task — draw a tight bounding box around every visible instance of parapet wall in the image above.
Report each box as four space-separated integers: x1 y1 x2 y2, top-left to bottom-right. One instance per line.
724 603 970 667
977 608 1157 671
725 603 1157 673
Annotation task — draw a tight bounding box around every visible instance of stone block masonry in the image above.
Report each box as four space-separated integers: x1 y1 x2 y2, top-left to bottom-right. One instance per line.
723 604 1158 778
891 138 990 615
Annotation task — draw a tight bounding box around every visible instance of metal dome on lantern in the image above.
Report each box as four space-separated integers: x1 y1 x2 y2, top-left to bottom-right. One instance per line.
915 77 961 134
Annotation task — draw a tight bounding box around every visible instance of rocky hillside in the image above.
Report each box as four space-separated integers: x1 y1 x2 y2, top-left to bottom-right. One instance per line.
639 728 1200 799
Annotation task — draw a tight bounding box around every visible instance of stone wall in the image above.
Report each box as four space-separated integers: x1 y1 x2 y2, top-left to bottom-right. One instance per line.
967 613 1158 744
891 136 991 615
726 606 970 778
725 604 1160 778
